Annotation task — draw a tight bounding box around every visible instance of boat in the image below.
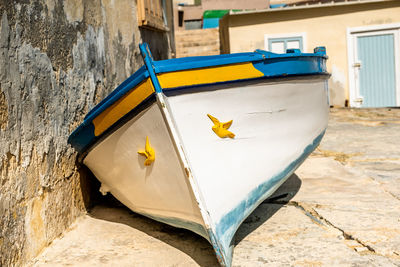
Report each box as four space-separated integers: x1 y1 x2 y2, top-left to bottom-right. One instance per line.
68 43 329 266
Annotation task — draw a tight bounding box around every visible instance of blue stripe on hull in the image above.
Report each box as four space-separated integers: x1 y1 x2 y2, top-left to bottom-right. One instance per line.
213 130 326 266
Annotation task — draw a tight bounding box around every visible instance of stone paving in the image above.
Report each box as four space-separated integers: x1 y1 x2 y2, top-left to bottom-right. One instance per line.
31 108 400 267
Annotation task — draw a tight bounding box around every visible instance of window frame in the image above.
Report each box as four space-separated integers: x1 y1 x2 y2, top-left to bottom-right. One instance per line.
264 32 307 53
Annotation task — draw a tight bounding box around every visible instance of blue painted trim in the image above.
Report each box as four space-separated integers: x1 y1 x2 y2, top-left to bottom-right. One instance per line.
68 122 96 154
207 228 227 266
252 56 327 78
154 52 262 73
213 130 326 266
153 48 327 74
270 3 287 8
139 43 163 93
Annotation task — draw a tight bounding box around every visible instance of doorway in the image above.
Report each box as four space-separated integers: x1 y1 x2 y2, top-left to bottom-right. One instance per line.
348 24 400 107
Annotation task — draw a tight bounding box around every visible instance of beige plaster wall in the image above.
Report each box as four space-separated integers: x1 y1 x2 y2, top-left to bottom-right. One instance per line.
202 0 270 10
227 2 400 106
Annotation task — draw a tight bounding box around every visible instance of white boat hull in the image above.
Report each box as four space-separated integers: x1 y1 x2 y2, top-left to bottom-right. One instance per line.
83 76 329 266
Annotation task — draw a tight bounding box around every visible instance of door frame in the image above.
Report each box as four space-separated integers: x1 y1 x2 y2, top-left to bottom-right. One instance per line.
347 23 400 107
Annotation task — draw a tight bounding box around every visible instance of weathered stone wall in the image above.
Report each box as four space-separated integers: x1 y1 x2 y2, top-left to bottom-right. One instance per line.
0 1 171 266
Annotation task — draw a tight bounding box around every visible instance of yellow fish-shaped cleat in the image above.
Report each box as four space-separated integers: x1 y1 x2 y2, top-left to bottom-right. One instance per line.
207 114 235 139
138 136 155 166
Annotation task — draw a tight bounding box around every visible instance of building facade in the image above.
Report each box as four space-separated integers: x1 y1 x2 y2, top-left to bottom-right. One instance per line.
220 0 400 107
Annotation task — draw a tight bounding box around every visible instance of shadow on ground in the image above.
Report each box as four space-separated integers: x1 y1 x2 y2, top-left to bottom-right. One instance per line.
235 174 301 245
90 174 301 267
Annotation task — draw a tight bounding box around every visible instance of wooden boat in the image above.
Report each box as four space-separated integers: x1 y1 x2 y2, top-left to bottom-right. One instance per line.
68 43 329 266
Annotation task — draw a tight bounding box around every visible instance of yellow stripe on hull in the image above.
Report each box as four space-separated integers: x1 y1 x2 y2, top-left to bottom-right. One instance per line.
93 63 262 136
158 63 264 89
93 78 155 136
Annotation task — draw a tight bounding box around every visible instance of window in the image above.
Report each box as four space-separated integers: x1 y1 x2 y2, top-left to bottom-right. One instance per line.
185 20 202 30
264 34 305 54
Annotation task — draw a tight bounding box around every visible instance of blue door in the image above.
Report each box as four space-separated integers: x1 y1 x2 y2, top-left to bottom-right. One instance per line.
357 33 397 107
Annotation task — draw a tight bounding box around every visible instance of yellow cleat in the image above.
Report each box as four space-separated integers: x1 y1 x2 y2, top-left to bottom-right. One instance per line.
207 114 235 139
138 136 155 166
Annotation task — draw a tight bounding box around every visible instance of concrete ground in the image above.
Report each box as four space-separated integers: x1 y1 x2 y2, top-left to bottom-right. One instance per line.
31 108 400 267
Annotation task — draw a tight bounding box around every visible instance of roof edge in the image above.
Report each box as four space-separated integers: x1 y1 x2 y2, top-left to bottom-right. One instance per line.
229 0 397 16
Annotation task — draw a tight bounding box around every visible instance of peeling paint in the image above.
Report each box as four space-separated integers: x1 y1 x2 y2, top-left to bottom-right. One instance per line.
63 0 84 23
0 90 8 130
330 65 347 106
0 1 171 266
25 196 46 259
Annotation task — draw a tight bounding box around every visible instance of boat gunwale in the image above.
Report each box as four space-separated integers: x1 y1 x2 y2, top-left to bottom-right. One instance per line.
68 47 329 156
153 49 328 74
82 49 327 125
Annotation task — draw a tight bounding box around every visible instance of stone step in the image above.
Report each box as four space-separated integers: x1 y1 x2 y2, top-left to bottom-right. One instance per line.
175 35 219 43
175 28 219 36
176 41 219 49
175 28 220 58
